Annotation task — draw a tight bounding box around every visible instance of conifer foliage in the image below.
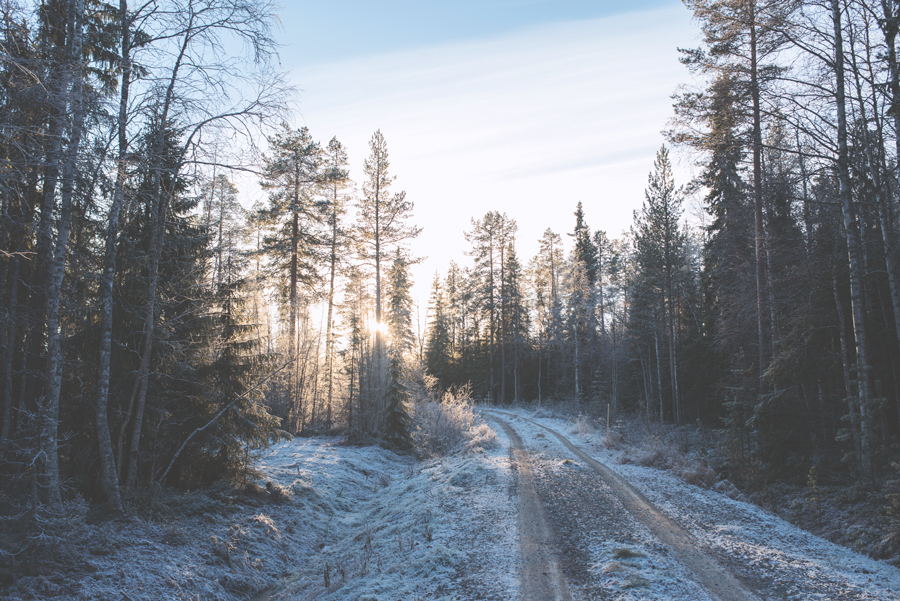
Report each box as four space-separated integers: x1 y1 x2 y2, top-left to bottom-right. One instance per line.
8 0 900 518
382 355 413 450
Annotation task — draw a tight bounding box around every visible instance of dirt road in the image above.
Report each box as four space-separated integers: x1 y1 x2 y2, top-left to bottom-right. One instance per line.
486 411 762 601
492 414 573 601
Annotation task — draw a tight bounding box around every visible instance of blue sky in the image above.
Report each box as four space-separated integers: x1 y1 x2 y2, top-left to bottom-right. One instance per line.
263 1 699 310
278 1 677 67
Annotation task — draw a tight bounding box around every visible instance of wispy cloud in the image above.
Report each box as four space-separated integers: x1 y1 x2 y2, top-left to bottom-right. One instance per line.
284 4 698 301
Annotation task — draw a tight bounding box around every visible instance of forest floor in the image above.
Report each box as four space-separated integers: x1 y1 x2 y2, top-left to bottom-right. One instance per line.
2 406 900 600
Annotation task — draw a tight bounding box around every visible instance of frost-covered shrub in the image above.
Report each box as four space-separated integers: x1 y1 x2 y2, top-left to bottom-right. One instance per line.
1 496 92 580
571 413 597 437
411 384 497 457
465 423 499 452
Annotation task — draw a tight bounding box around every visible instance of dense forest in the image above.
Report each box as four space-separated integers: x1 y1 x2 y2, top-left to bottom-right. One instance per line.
3 0 900 518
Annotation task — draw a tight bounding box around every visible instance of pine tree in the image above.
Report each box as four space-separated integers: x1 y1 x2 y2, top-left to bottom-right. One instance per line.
257 124 324 433
530 229 564 402
202 174 244 287
465 212 516 402
322 137 351 431
356 130 421 389
679 0 797 393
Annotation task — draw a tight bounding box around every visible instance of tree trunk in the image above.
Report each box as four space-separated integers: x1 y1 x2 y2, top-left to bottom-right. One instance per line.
124 22 192 491
654 327 664 421
574 293 580 400
289 169 299 432
797 132 813 253
833 259 862 470
488 239 496 404
882 0 900 195
612 306 619 412
832 0 874 478
94 0 130 513
374 167 384 400
666 233 678 424
749 3 769 392
325 190 338 431
40 0 87 507
0 254 22 457
850 18 900 432
537 326 542 406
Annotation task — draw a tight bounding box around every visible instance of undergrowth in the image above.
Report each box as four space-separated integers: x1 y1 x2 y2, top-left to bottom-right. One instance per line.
411 380 498 457
0 475 299 599
542 398 900 568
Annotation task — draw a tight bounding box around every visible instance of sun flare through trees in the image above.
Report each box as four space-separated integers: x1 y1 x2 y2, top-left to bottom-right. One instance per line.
2 0 900 523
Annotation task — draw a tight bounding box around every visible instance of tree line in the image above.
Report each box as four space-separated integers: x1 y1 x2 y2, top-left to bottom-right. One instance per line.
6 0 900 515
425 0 900 485
0 0 425 512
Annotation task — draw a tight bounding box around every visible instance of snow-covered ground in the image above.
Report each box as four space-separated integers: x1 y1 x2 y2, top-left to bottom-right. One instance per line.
258 432 519 600
492 406 900 601
2 432 518 600
6 406 900 600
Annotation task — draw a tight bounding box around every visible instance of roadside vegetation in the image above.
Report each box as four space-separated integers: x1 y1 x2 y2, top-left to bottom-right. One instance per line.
533 399 900 569
0 385 496 599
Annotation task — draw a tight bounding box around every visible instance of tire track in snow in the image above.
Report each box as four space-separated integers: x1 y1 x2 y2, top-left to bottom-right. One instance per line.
487 410 762 601
490 413 573 601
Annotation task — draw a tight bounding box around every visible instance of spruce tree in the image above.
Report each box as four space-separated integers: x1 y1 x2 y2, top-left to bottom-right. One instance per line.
386 251 416 359
425 273 453 389
502 243 528 402
382 354 412 450
632 145 686 422
567 203 598 402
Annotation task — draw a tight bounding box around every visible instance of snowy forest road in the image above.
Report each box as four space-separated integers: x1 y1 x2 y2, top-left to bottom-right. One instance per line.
485 410 762 601
489 413 574 601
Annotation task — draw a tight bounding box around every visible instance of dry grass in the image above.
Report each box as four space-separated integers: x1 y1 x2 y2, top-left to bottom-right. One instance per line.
612 546 645 559
601 560 626 574
465 422 499 452
613 422 722 492
538 400 726 493
622 574 650 589
572 414 597 437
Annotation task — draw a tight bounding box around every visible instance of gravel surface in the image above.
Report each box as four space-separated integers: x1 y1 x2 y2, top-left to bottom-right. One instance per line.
489 412 720 600
491 414 572 601
496 407 900 601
